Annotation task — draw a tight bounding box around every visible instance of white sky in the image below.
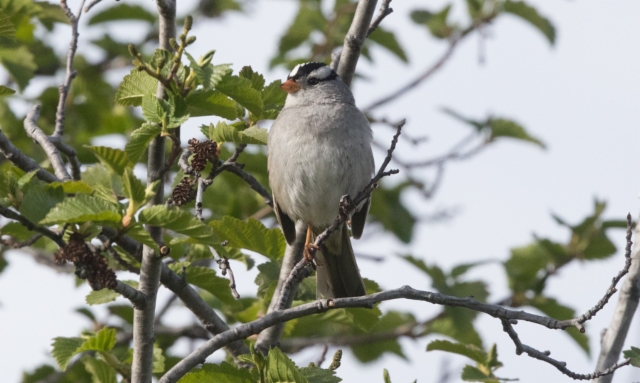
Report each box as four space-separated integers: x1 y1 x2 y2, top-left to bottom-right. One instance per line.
1 0 639 382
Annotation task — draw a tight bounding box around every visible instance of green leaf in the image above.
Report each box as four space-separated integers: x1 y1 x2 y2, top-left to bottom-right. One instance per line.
138 205 219 246
352 311 414 363
202 121 267 145
460 365 495 382
82 357 117 383
125 122 162 163
153 343 165 373
209 216 284 260
261 80 286 119
41 194 121 225
299 366 342 383
88 4 155 25
239 66 266 91
51 328 116 371
383 369 392 383
216 73 263 116
504 243 552 293
369 182 415 243
272 1 325 61
123 168 146 206
168 263 239 306
0 46 36 90
410 6 455 39
185 89 237 119
180 361 254 383
51 337 85 371
503 1 555 45
623 347 640 367
107 304 133 325
86 146 133 175
20 183 64 223
50 181 94 194
0 9 16 38
0 85 15 96
427 340 487 364
21 364 57 383
488 118 545 148
125 223 158 250
368 27 408 63
115 69 158 106
184 51 232 90
266 347 309 383
86 280 139 305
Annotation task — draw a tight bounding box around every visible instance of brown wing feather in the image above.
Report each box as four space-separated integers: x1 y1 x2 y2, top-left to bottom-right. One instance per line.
273 195 297 245
350 197 370 239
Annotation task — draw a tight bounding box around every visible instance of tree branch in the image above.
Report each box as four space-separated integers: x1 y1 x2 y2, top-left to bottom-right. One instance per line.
336 0 379 87
363 15 497 112
54 0 87 137
160 280 629 383
0 203 65 247
23 105 72 181
112 280 147 310
593 214 640 383
0 128 60 183
48 136 82 180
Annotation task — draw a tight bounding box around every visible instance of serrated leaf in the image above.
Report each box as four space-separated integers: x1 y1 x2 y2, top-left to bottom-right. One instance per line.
122 168 145 205
88 4 155 25
168 263 239 306
180 361 253 383
51 337 85 371
86 146 133 175
0 9 16 38
503 1 555 45
266 347 309 383
153 343 165 373
125 223 158 250
488 118 545 148
239 66 265 91
41 194 121 225
300 366 342 383
216 73 263 115
210 216 285 260
50 181 94 194
141 94 165 123
82 357 117 383
77 327 117 353
86 280 139 305
184 51 231 90
0 85 15 96
368 27 408 63
138 205 219 246
203 121 267 145
186 89 237 119
427 340 487 364
623 347 640 367
125 122 162 163
115 69 158 106
20 183 64 223
460 365 493 382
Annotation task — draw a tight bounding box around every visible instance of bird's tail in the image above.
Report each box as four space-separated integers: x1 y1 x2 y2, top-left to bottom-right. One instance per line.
314 224 366 299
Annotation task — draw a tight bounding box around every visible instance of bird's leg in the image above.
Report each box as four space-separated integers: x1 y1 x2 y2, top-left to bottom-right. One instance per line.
303 223 319 267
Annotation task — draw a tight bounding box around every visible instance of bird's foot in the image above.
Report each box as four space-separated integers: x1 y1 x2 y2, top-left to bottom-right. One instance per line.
303 243 319 270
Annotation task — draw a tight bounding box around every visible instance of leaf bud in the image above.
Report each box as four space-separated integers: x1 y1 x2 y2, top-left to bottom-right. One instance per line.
186 36 196 45
169 38 179 51
128 44 138 57
184 15 193 31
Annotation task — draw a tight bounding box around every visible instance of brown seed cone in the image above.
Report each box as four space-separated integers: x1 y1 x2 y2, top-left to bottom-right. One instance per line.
188 138 219 174
172 176 196 206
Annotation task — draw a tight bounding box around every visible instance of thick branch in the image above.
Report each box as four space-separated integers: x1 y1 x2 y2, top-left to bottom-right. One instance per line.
593 214 640 383
0 128 60 183
23 106 71 181
112 280 147 310
336 0 379 87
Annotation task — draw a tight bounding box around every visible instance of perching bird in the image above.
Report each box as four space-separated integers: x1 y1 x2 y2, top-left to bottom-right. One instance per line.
268 62 375 299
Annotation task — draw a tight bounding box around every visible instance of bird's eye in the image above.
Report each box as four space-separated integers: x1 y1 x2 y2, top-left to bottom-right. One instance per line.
308 78 319 85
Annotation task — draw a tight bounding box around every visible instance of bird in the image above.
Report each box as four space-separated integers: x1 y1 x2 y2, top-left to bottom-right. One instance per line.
267 62 375 299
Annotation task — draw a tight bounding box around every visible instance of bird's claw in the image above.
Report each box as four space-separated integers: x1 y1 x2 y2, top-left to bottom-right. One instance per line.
304 243 319 270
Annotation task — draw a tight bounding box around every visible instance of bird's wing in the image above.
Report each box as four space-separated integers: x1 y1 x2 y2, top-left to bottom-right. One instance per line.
273 195 297 245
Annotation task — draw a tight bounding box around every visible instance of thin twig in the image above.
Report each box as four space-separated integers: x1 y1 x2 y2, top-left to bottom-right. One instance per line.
364 15 497 112
0 203 65 247
48 136 82 180
54 0 87 137
83 0 103 13
178 148 193 174
24 105 72 181
500 319 630 380
315 345 329 368
216 256 240 299
0 129 60 183
366 0 393 38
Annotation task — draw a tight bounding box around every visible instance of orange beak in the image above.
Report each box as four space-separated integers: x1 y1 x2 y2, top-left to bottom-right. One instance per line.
280 79 300 94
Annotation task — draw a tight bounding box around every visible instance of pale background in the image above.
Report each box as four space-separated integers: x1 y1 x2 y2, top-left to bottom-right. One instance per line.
1 0 639 382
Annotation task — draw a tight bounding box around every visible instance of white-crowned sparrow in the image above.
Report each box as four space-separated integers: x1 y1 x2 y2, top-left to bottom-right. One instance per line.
268 62 375 298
